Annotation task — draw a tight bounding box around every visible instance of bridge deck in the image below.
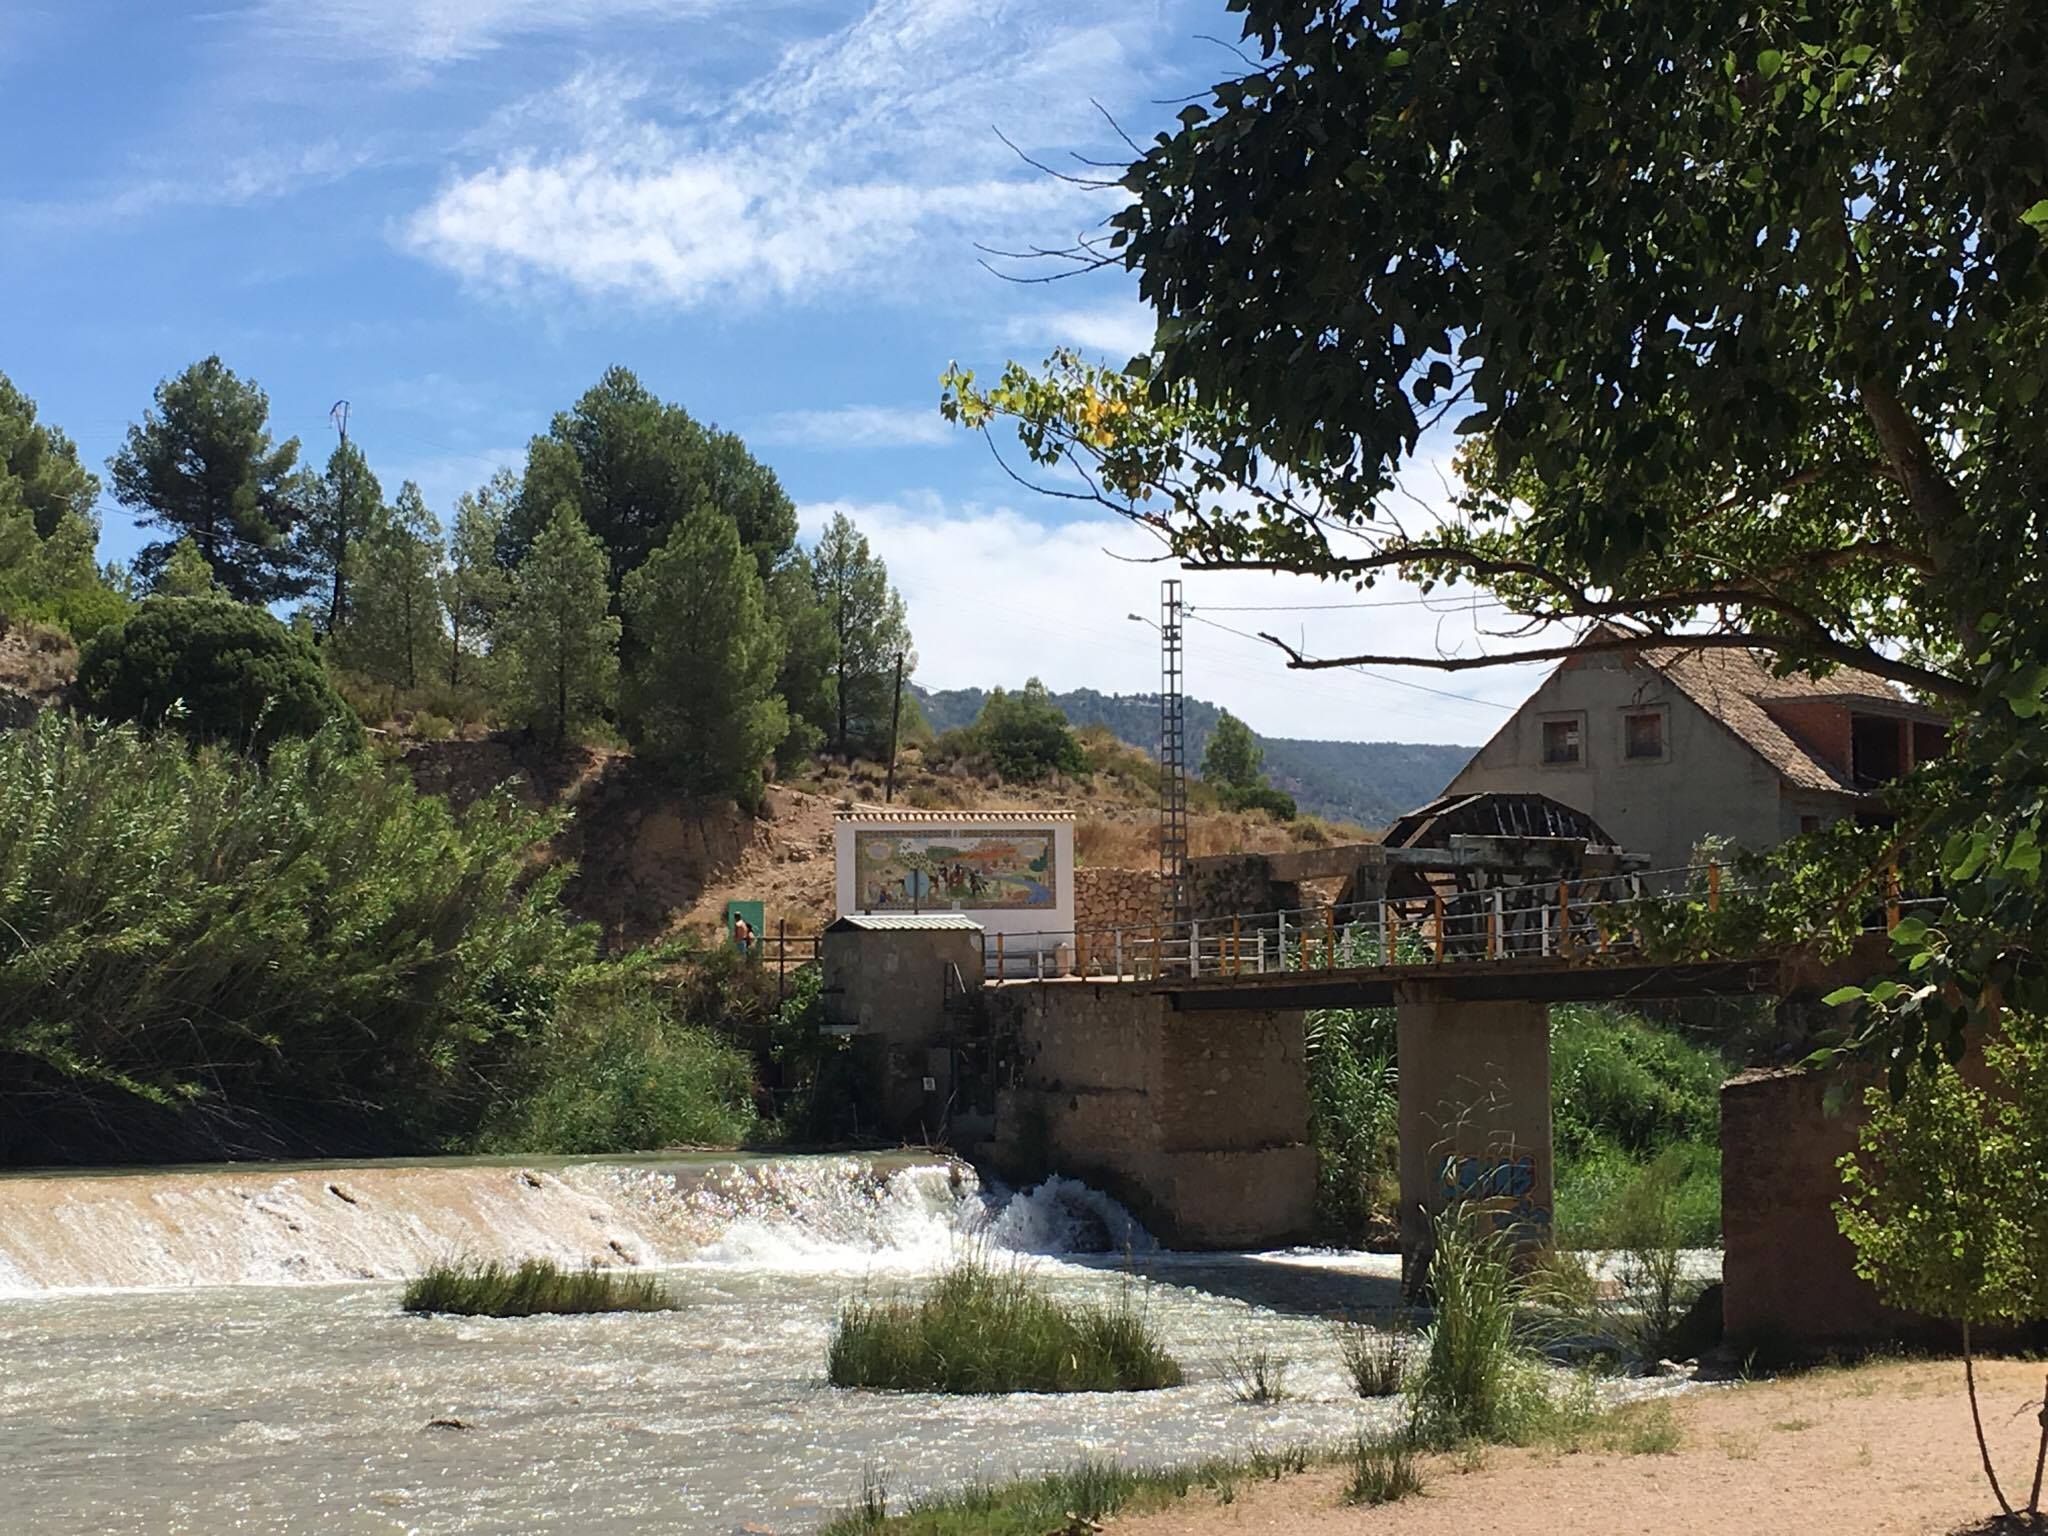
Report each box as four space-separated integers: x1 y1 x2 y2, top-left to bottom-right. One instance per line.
990 951 1854 1011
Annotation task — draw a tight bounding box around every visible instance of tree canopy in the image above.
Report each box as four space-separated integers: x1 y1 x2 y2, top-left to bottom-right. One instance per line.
108 357 312 606
946 0 2048 1069
498 504 619 748
509 366 797 591
0 371 99 540
811 511 913 758
293 437 384 634
621 500 787 804
1201 710 1264 791
976 679 1085 783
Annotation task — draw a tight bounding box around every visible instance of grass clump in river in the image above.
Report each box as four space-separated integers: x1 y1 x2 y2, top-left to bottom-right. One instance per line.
827 1258 1183 1394
401 1257 674 1317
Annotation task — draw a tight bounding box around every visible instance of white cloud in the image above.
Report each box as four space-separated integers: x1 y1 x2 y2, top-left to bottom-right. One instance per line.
752 405 954 450
798 492 1558 747
244 0 732 69
1008 299 1157 360
402 0 1176 310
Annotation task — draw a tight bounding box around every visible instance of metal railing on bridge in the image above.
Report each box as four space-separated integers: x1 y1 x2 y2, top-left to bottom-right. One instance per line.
974 861 1936 983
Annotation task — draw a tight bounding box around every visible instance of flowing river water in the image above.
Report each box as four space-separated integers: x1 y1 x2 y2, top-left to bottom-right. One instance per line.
0 1155 1416 1534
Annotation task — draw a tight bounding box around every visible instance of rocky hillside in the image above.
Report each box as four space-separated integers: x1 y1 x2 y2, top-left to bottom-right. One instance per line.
912 683 1473 827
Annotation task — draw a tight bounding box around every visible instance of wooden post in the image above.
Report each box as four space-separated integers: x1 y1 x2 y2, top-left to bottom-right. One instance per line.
1885 862 1902 932
1432 894 1445 964
1278 910 1288 971
1325 904 1336 970
995 931 1005 981
1231 914 1242 977
1387 904 1400 964
1707 860 1722 912
1557 880 1573 958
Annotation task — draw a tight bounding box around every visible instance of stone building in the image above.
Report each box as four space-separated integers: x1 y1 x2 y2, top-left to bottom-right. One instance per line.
1442 634 1946 873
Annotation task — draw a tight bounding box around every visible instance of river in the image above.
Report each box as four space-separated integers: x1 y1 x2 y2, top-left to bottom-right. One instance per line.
0 1155 1411 1534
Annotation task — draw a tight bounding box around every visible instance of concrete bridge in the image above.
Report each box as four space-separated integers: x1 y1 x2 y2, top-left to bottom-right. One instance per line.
820 864 1903 1291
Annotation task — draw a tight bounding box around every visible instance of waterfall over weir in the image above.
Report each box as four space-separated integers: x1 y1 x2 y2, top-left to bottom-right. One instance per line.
0 1155 1155 1295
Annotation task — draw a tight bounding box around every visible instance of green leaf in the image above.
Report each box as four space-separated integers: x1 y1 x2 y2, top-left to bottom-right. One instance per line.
1822 985 1867 1007
1889 916 1928 946
2022 199 2048 232
1757 48 1784 79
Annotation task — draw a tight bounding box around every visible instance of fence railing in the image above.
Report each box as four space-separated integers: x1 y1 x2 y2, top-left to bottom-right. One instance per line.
970 861 1937 983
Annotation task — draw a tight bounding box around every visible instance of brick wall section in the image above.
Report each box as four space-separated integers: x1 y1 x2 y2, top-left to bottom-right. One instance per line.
1721 1067 1908 1351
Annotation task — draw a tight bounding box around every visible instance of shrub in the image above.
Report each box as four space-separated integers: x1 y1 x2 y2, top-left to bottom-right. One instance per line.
1344 1432 1425 1506
1336 1314 1410 1397
78 595 360 751
1221 1336 1291 1402
974 679 1085 782
478 979 757 1154
0 711 642 1163
827 1258 1182 1394
1304 1005 1399 1243
401 1257 673 1317
1219 782 1298 821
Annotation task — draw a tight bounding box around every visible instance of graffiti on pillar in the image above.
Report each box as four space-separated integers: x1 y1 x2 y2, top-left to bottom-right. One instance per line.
1438 1153 1551 1236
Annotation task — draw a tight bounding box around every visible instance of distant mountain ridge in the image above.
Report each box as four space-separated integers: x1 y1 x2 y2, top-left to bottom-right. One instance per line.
910 683 1475 829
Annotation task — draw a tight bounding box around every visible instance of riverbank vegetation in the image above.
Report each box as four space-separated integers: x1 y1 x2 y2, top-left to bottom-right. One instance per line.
401 1257 673 1317
1305 998 1730 1252
827 1259 1182 1395
0 711 758 1164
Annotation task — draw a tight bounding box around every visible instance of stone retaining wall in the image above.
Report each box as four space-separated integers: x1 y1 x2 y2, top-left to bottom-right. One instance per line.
1074 866 1162 941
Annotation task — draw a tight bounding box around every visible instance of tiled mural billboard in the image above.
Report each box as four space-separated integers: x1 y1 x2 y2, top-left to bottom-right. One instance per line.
851 828 1057 912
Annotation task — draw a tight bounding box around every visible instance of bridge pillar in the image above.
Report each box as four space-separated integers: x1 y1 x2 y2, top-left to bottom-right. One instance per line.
981 983 1315 1248
1395 987 1553 1289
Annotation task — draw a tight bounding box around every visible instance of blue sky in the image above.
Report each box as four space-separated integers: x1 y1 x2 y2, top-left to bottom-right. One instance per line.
2 0 1544 745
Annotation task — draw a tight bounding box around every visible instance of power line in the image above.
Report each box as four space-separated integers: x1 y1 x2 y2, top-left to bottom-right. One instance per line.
1181 609 1517 711
1187 595 1510 613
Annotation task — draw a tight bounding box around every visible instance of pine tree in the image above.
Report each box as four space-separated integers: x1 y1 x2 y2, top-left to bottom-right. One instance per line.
499 504 618 747
333 482 445 690
107 357 312 605
154 537 220 598
810 511 912 759
0 371 99 540
292 438 384 634
1201 710 1264 790
443 468 514 688
767 549 834 767
621 500 787 803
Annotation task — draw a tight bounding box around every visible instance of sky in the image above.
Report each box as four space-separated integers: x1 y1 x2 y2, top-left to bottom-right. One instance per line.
1 0 1550 746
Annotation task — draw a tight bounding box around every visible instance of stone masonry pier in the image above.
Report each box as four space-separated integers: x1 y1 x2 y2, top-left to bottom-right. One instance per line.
980 980 1316 1248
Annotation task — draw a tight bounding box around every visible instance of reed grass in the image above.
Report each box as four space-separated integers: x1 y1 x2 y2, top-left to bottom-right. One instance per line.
819 1446 1318 1536
1407 1206 1551 1447
1335 1314 1411 1398
1344 1430 1426 1505
401 1257 675 1317
827 1258 1183 1394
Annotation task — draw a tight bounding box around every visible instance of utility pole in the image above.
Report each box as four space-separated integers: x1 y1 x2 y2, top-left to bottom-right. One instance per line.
1159 578 1190 931
327 400 351 635
883 651 906 803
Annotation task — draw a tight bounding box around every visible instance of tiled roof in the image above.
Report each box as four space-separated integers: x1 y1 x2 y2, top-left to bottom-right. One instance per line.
1628 639 1934 794
834 810 1074 824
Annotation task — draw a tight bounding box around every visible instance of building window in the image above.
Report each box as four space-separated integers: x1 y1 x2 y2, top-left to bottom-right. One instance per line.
1541 716 1582 766
1624 710 1666 761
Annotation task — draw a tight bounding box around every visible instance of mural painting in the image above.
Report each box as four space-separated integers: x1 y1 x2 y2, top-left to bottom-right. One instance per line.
853 829 1057 912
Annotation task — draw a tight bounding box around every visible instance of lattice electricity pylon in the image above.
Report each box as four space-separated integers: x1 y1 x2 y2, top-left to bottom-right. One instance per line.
1159 578 1190 929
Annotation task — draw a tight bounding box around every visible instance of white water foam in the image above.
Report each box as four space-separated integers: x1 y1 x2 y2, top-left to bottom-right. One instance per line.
0 1156 1159 1293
